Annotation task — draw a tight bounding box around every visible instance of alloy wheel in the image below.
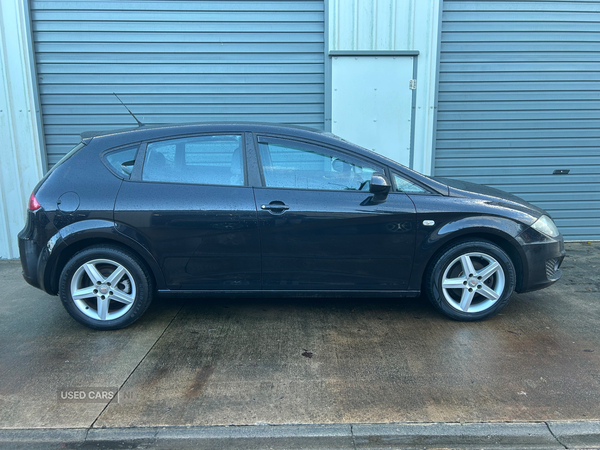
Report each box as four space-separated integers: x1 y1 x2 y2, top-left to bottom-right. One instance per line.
70 258 136 321
441 252 505 313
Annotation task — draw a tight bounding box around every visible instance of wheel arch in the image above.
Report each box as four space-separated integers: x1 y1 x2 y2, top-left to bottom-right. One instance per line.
44 223 165 295
420 230 526 293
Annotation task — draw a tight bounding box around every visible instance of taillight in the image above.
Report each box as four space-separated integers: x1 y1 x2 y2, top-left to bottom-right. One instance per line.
28 192 41 211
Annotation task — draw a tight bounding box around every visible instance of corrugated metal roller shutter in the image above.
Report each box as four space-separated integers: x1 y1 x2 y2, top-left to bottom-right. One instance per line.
435 0 600 241
30 0 325 167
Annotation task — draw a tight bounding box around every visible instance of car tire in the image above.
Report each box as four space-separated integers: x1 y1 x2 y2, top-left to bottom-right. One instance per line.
425 240 516 321
59 245 153 330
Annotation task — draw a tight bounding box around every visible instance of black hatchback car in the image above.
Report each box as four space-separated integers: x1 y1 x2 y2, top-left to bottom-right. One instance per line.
19 123 565 330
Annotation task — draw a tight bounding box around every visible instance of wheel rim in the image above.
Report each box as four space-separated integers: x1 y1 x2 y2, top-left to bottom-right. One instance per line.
70 259 136 321
441 252 505 314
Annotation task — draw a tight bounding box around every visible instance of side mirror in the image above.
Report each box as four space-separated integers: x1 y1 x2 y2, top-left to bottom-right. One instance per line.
362 172 391 205
369 172 391 199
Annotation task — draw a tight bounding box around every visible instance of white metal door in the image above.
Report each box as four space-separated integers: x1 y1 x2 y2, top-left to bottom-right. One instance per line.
331 55 414 166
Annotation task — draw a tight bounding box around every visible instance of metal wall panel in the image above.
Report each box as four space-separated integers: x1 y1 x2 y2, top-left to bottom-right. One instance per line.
30 0 325 167
0 0 45 259
329 0 441 175
435 0 600 240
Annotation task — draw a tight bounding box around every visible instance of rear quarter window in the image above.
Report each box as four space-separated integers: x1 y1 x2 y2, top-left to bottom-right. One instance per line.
104 146 139 178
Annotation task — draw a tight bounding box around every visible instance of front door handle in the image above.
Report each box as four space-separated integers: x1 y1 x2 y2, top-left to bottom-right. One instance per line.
261 204 290 211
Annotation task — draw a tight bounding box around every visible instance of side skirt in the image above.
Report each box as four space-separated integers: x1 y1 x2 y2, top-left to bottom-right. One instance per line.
156 289 421 298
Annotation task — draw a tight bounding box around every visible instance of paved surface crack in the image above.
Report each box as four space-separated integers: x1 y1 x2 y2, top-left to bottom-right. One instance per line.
545 421 568 449
83 425 91 446
350 424 357 450
87 303 184 431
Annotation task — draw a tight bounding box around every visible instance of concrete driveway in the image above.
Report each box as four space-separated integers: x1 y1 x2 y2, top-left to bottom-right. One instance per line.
0 242 599 446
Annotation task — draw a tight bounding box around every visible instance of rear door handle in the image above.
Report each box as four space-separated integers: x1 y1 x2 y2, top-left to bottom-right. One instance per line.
261 204 290 211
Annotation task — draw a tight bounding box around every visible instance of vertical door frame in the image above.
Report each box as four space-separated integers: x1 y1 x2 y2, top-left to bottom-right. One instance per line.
23 0 47 173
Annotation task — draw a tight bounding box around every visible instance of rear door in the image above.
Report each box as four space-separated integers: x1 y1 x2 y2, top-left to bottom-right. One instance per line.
114 133 261 290
252 136 417 291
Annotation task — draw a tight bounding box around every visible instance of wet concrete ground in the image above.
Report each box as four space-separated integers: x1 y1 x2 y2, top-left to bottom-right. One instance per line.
0 242 599 430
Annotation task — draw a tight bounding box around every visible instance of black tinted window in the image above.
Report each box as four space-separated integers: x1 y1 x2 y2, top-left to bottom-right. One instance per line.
142 135 244 186
258 141 380 191
105 146 138 178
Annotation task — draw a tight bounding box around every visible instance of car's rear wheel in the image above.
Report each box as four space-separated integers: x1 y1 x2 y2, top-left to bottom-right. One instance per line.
59 246 153 330
425 240 516 321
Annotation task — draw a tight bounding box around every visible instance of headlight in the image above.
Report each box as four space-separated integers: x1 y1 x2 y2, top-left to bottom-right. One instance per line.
531 215 560 238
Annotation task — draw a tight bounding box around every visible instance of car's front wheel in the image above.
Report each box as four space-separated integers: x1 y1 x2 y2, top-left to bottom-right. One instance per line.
59 246 153 330
425 240 516 321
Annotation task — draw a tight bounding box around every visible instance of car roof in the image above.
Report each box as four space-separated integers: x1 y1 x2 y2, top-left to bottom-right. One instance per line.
80 122 329 140
81 121 369 165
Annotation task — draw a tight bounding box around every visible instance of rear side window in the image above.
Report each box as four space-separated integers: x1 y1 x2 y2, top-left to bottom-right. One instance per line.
105 146 138 178
142 135 244 186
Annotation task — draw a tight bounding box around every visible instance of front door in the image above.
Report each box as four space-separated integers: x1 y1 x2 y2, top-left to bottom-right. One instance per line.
253 136 417 290
114 133 261 290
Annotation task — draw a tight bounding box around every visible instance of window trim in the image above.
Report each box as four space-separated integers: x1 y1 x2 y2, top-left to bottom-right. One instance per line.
129 142 146 182
254 134 387 192
136 132 248 187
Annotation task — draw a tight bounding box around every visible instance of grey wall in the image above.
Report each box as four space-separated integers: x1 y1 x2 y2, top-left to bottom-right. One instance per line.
434 0 600 240
30 0 325 167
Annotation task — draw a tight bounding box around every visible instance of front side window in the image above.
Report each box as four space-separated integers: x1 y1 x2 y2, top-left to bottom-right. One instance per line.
258 141 380 191
142 135 244 186
393 173 429 193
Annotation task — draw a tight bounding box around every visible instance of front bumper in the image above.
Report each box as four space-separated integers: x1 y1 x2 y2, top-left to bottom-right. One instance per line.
517 235 565 293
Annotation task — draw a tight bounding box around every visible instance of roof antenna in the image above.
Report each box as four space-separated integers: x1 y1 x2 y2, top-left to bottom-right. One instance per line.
113 93 144 126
